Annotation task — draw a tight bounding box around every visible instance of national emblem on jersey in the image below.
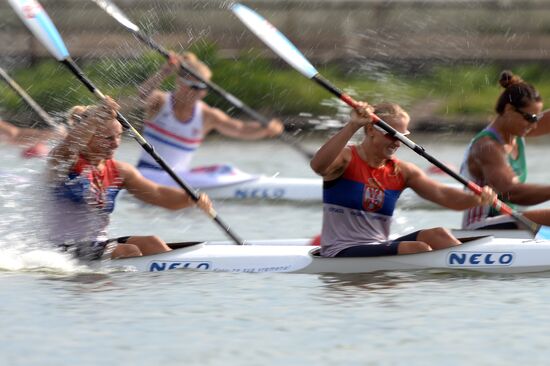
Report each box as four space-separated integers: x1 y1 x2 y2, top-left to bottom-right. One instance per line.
363 184 385 212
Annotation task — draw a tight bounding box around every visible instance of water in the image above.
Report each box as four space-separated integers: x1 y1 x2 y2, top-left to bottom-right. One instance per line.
2 133 550 365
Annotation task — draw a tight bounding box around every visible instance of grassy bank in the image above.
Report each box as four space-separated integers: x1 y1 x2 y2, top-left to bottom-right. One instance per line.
3 45 550 129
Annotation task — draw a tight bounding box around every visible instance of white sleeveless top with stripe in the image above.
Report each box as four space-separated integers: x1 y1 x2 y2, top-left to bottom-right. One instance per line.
137 93 204 174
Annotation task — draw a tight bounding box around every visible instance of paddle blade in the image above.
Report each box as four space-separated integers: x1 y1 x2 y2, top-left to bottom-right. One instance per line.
90 0 140 32
7 0 69 61
231 3 318 79
535 225 550 240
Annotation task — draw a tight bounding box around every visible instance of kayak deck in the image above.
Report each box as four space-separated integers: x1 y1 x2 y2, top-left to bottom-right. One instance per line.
102 235 550 275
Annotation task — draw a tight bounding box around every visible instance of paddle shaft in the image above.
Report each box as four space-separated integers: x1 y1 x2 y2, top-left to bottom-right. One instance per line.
0 67 57 128
130 31 313 159
60 58 245 245
313 74 539 233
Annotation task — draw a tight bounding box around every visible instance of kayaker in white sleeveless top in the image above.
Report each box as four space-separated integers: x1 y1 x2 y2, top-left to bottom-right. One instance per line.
136 51 284 186
44 97 212 261
460 70 550 229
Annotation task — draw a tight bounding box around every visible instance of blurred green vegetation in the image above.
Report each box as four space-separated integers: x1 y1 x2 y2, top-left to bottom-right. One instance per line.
3 43 550 126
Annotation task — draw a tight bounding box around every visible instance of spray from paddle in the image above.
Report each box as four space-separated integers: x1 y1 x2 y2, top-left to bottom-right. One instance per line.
8 0 244 245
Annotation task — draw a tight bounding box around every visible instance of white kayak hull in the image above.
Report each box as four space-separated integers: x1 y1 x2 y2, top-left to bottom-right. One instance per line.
139 163 321 201
102 236 550 274
202 176 320 201
138 163 455 206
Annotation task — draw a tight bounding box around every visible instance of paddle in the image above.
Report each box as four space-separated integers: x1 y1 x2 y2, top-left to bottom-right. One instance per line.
89 0 315 160
0 66 58 129
231 2 549 239
8 0 244 245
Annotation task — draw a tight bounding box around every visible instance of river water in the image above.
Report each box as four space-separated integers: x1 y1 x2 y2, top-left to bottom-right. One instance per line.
1 133 550 365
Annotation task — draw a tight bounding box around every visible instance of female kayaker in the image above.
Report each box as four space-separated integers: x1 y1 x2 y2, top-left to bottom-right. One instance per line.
310 102 496 257
135 51 284 185
45 97 212 260
461 70 550 229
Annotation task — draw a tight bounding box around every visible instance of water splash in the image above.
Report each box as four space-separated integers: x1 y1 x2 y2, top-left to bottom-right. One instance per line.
0 148 88 274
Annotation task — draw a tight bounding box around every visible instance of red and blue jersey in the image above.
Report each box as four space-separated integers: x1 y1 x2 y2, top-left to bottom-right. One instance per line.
321 145 406 257
47 156 124 244
55 156 123 214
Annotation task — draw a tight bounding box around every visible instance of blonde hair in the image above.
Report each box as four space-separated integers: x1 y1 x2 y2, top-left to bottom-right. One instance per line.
180 52 212 80
373 102 409 121
65 105 89 126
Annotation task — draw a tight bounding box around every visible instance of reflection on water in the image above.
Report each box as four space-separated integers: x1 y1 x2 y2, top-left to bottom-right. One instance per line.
319 272 418 293
42 272 115 291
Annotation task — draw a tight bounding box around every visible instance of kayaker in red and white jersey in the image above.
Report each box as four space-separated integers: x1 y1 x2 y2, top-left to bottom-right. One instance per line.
461 70 550 230
310 102 496 258
136 52 284 185
45 97 212 260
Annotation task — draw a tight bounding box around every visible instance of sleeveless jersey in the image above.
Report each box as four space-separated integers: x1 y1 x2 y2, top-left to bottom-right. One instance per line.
461 127 526 228
321 145 406 257
137 93 204 173
46 156 124 244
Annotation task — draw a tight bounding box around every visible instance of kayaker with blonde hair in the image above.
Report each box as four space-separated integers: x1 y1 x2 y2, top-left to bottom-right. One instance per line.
311 102 496 257
45 96 212 260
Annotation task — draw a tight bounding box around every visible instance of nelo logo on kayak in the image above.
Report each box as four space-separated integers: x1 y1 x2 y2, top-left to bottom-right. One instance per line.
149 261 211 271
447 252 514 266
234 188 286 199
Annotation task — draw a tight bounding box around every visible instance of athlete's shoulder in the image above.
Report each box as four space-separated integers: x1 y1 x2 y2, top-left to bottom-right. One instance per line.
147 90 170 117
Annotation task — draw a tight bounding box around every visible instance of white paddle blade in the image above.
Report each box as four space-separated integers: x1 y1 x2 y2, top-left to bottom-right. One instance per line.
90 0 140 32
231 3 318 79
7 0 69 61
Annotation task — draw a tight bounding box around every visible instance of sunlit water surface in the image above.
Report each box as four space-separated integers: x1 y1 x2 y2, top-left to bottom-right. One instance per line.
2 134 550 365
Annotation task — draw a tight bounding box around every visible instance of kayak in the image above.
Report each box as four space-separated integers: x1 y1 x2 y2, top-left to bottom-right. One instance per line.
137 163 456 207
139 163 321 201
102 234 550 274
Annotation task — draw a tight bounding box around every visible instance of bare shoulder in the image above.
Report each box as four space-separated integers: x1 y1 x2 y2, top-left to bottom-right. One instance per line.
115 160 139 181
470 136 504 158
201 102 232 133
146 90 169 118
322 145 353 180
396 160 424 183
201 102 226 123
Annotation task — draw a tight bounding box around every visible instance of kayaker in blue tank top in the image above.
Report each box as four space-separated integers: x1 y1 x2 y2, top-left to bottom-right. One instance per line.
461 70 550 229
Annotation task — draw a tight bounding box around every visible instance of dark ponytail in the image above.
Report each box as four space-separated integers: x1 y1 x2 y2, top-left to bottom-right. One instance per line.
495 70 541 114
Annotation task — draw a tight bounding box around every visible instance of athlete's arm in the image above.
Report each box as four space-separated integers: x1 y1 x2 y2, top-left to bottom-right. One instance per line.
0 119 59 145
138 53 178 106
310 103 371 180
403 161 493 210
309 125 354 181
142 90 168 120
471 138 550 204
202 104 283 140
118 161 212 211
